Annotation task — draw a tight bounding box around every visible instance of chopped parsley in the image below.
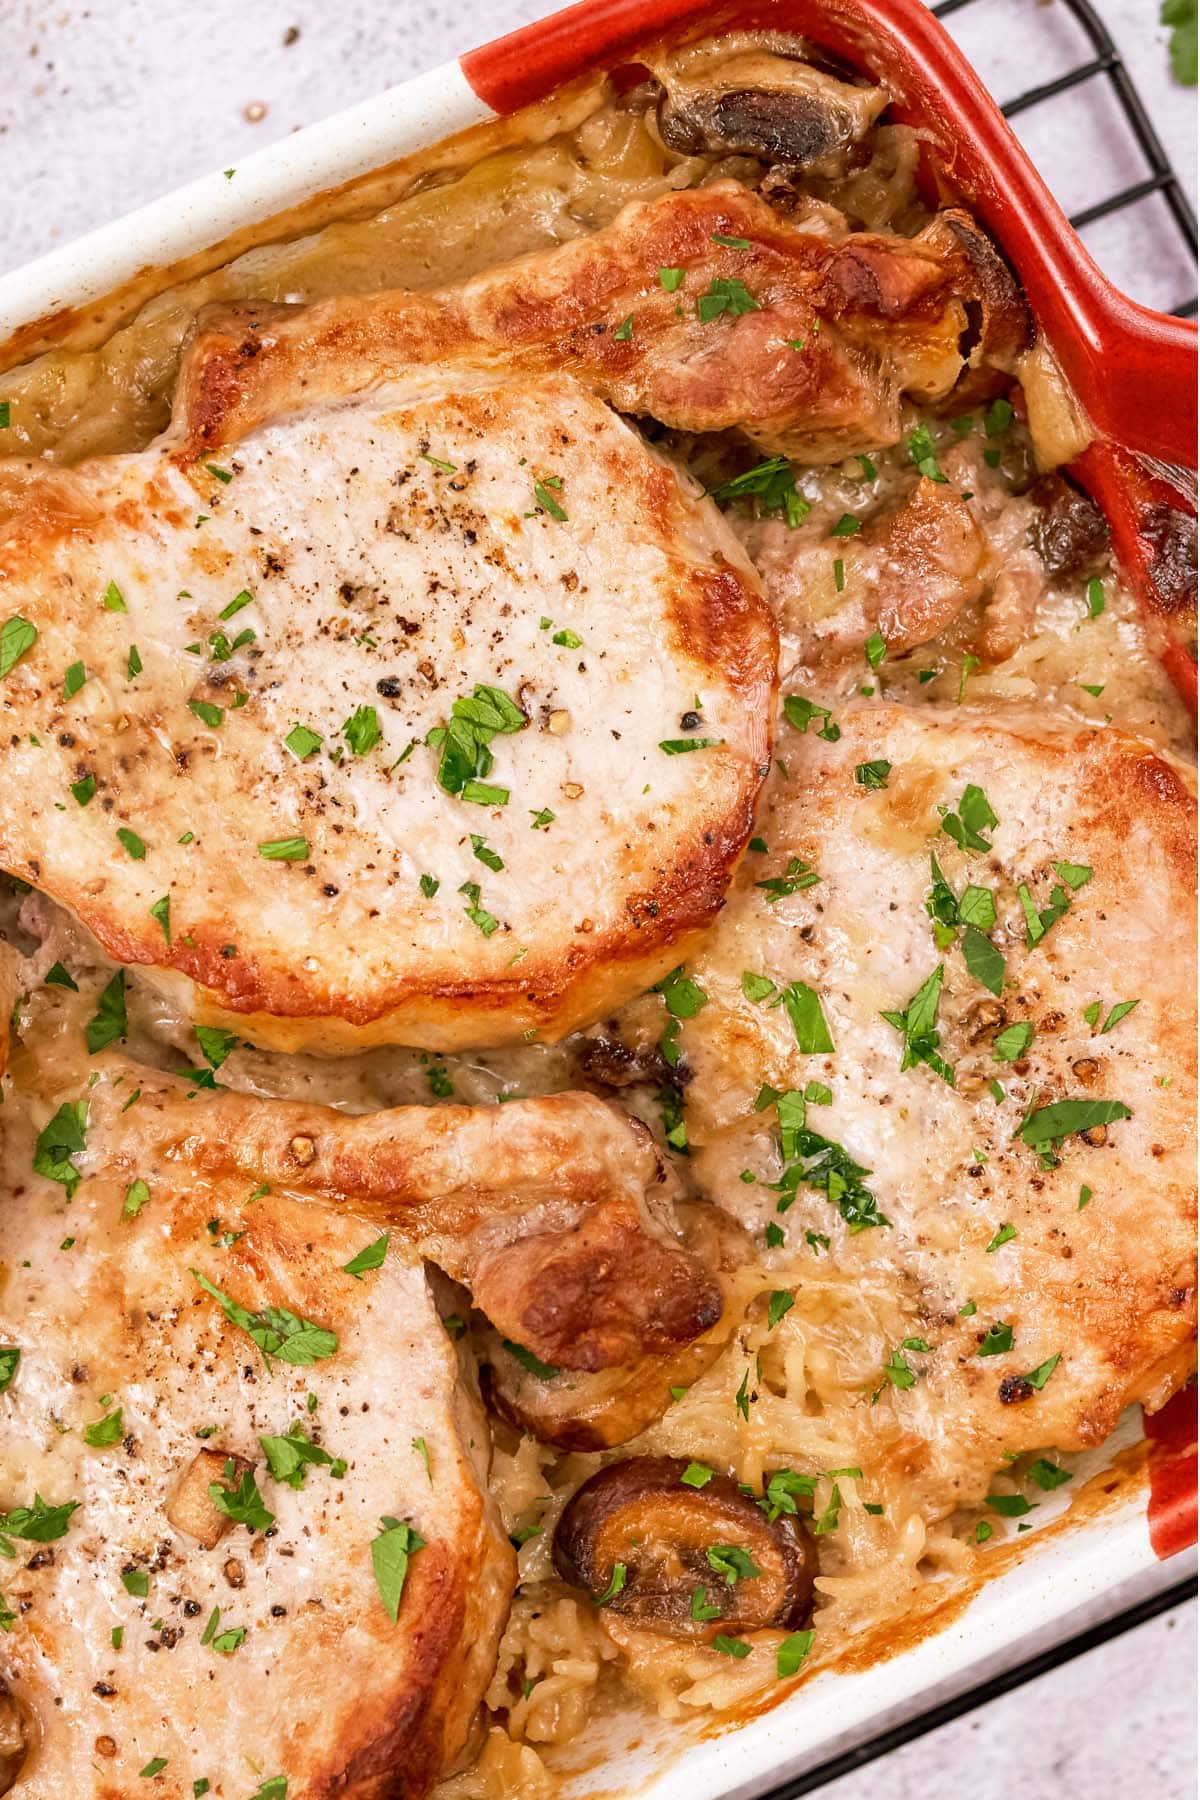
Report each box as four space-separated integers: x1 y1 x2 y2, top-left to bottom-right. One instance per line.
1024 1352 1061 1390
85 969 127 1054
680 1462 713 1488
594 1561 628 1606
659 736 724 753
755 855 819 903
1017 1097 1131 1152
706 1545 762 1584
102 582 127 613
993 1021 1032 1063
33 1099 88 1197
284 723 322 759
209 1462 275 1533
470 834 504 872
654 966 708 1018
431 684 526 797
1027 1458 1072 1491
342 705 381 756
907 423 947 482
710 456 810 529
941 783 998 852
532 477 568 521
696 277 759 322
977 1322 1014 1356
502 1339 560 1380
191 1270 337 1367
83 1408 124 1447
122 1179 151 1220
342 1233 388 1279
881 965 954 1085
258 837 309 861
0 1494 79 1548
780 980 833 1053
777 1629 816 1677
854 759 891 790
783 693 840 741
116 826 147 859
259 1423 345 1489
767 1290 794 1329
459 879 499 936
658 267 685 292
149 894 171 943
962 924 1005 998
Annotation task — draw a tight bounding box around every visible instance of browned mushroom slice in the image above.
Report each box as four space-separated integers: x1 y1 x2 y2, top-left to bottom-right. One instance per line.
921 213 1031 404
553 1456 815 1635
1028 473 1110 580
655 50 887 166
0 1685 28 1796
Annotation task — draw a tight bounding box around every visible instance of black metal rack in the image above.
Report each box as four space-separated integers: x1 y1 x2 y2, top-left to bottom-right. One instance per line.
756 5 1196 1792
935 0 1197 316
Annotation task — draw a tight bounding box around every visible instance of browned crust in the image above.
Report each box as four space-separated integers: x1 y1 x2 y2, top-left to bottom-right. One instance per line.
312 1531 508 1800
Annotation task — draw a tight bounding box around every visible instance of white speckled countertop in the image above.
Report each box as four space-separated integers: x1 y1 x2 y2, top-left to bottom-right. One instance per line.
0 1 1195 1795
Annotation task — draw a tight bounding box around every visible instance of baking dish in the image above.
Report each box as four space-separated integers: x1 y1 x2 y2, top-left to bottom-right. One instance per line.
0 0 1193 1794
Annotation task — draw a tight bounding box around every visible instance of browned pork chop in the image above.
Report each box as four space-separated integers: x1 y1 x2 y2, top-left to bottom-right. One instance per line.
0 366 774 1054
176 181 1025 467
0 981 732 1794
619 705 1197 1515
0 1068 514 1799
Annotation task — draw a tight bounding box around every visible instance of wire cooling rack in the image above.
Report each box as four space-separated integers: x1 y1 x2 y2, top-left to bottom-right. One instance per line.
935 0 1197 316
757 4 1197 1793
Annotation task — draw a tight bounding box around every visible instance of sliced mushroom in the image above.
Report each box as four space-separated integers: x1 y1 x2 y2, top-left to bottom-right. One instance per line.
656 50 887 167
0 1683 28 1795
1029 473 1109 580
576 1028 681 1092
166 1448 253 1549
553 1456 815 1636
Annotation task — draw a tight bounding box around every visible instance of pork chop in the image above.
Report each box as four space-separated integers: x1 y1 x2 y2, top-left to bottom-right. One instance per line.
0 367 774 1054
0 1048 515 1797
173 181 1026 468
620 704 1197 1515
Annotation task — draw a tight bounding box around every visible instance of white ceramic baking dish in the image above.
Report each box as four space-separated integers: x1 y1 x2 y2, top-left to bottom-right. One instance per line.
0 5 1193 1794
